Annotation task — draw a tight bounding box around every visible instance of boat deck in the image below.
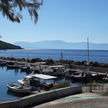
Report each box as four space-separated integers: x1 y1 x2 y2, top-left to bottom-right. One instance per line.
31 90 46 94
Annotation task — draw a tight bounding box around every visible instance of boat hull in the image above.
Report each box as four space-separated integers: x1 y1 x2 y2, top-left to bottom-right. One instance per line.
7 84 32 94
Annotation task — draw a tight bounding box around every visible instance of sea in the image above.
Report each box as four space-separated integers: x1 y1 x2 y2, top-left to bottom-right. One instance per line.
0 49 108 63
0 49 108 102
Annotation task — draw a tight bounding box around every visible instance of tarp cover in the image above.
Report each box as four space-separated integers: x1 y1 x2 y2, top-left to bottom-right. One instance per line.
25 74 57 80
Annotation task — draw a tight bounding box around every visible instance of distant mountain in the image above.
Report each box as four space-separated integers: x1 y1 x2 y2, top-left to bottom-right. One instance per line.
0 40 22 50
14 40 108 50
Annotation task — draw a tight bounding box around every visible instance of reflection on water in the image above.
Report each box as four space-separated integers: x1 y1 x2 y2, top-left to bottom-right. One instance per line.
0 66 27 102
7 91 29 98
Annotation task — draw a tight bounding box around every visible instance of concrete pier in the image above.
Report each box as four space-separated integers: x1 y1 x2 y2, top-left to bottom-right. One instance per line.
33 93 108 108
0 86 82 108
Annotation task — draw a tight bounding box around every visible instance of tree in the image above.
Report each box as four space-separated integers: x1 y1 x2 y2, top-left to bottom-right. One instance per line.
0 0 43 23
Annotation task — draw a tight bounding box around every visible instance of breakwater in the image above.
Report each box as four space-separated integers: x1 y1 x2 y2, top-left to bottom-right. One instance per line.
0 86 82 108
0 57 107 103
0 57 108 73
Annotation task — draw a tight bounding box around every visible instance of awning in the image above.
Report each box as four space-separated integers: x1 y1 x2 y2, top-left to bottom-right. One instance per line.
18 79 24 84
25 74 57 80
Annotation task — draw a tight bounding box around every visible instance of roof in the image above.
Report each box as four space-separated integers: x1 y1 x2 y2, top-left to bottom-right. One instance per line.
25 74 57 80
49 65 65 68
25 75 33 79
18 79 24 84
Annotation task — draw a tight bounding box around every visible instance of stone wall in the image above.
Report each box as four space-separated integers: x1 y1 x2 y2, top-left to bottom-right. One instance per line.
0 86 82 108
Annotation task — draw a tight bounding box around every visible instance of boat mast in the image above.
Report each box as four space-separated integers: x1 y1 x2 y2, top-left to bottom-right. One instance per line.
61 51 63 60
87 38 90 72
61 51 63 64
87 38 90 64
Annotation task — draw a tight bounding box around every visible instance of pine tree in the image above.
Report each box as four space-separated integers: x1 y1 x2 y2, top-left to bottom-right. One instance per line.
0 0 43 23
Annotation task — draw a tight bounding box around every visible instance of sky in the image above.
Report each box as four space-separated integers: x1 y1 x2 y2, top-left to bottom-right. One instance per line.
0 0 108 44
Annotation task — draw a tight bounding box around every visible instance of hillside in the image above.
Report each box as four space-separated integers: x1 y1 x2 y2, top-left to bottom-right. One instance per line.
14 40 108 50
0 41 22 50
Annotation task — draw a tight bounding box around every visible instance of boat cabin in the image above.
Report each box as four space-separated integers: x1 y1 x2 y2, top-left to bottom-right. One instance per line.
18 74 57 90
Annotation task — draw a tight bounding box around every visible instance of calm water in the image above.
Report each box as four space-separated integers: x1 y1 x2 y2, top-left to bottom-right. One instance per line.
0 49 108 63
0 66 79 102
0 67 27 102
0 49 107 102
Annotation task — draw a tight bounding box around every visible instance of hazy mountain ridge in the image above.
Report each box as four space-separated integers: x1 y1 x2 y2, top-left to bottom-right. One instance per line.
14 40 108 50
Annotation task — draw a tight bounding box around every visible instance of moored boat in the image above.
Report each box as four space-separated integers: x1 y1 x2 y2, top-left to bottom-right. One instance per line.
20 63 32 72
72 72 92 82
7 62 21 69
7 84 32 94
18 74 57 90
102 77 108 83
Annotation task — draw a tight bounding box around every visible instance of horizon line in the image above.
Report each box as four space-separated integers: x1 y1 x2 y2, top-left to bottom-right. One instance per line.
13 40 108 44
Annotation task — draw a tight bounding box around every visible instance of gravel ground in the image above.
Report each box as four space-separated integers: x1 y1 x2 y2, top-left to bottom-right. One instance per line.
32 83 108 108
33 93 108 108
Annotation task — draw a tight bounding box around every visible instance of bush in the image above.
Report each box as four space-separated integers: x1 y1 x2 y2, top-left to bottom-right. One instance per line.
45 59 54 65
52 81 70 89
30 58 42 63
92 62 100 67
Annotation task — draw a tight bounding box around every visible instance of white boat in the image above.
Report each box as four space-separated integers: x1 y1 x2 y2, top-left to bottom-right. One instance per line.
18 74 57 90
20 63 33 72
7 84 32 94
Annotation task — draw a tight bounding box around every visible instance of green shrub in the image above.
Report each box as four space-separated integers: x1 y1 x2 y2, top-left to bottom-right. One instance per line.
52 81 70 89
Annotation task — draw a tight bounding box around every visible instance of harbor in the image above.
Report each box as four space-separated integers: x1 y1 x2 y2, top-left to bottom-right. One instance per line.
0 60 79 103
0 0 108 107
0 49 108 107
0 53 108 102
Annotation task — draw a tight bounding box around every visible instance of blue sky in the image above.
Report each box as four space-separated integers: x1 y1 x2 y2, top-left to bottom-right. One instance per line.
0 0 108 43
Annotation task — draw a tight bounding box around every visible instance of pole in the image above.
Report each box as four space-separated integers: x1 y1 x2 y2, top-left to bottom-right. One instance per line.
87 38 89 64
61 51 63 65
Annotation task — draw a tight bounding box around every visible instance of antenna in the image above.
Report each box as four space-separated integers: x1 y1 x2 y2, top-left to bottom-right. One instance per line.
87 38 90 65
61 51 63 61
60 51 63 65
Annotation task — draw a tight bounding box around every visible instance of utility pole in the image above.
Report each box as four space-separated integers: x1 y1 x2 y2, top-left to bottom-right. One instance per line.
61 51 63 65
87 38 90 73
87 38 89 64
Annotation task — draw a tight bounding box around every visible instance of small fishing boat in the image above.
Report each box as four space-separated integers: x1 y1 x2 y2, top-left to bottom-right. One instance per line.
7 62 21 69
49 65 66 76
72 38 92 82
20 63 33 73
72 71 92 82
0 61 7 66
18 74 57 90
7 84 32 94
